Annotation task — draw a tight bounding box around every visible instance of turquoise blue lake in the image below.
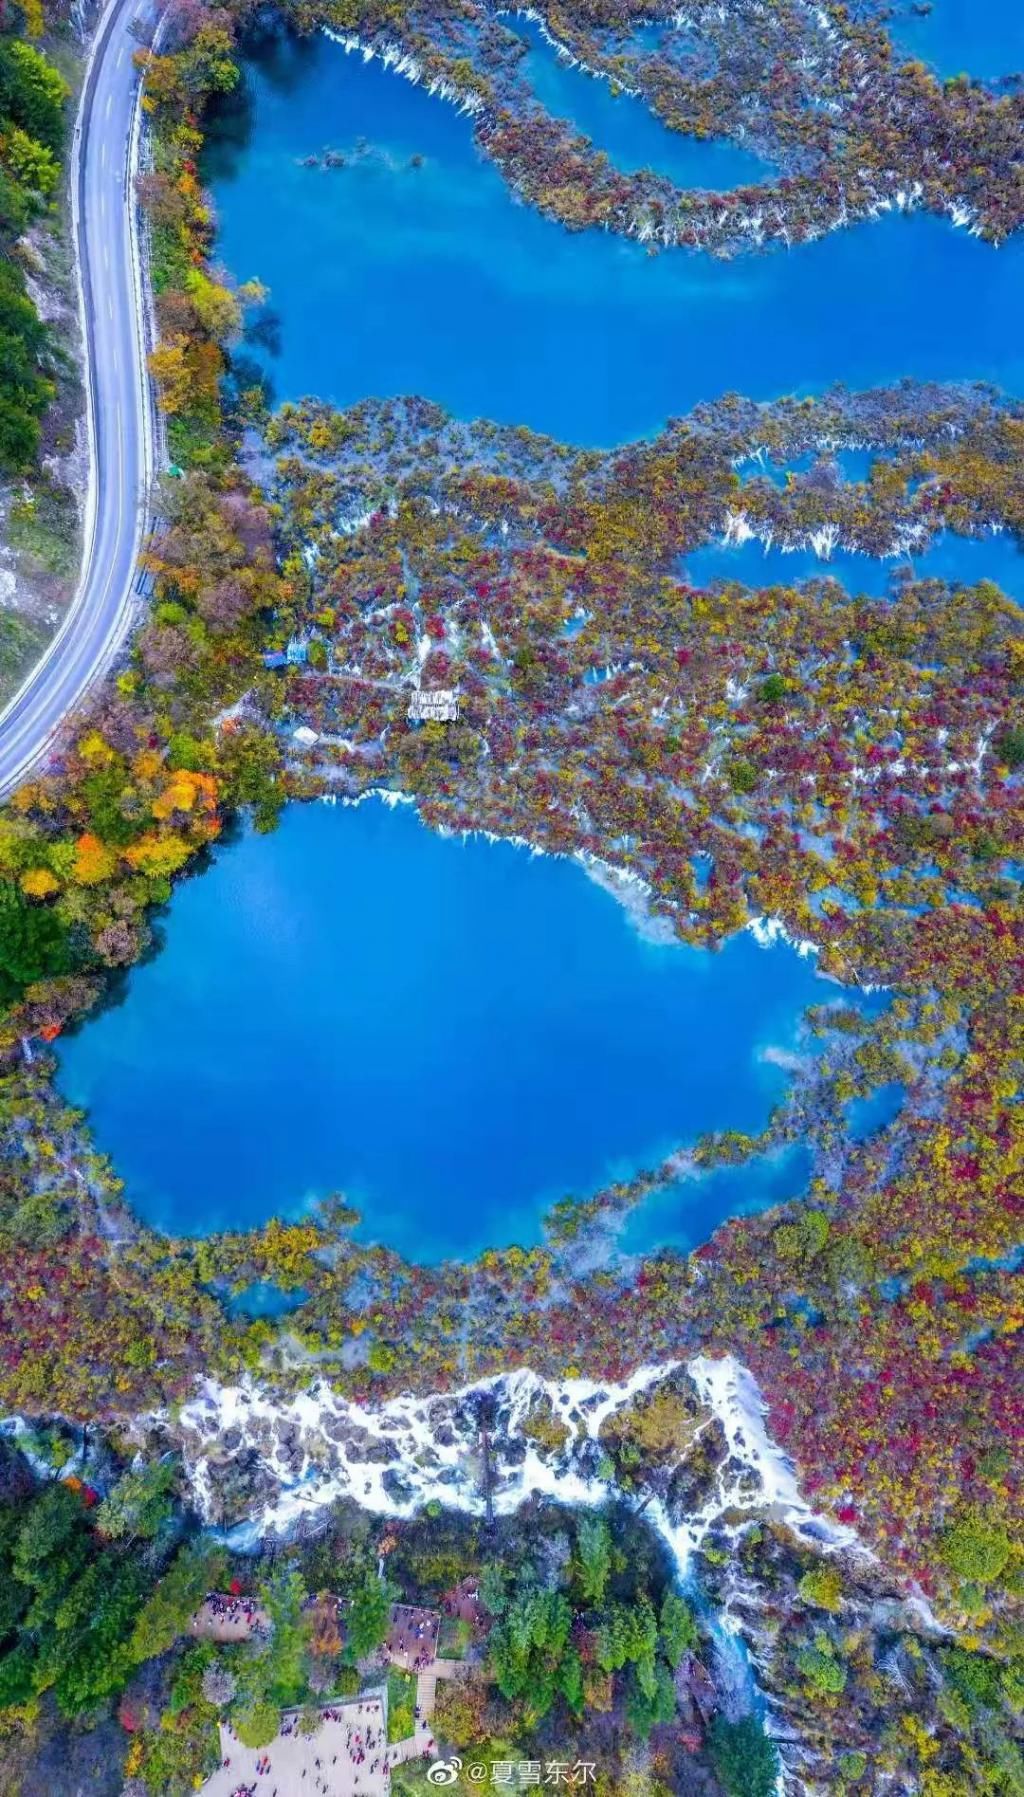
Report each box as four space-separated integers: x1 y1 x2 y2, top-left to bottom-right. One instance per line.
886 0 1024 82
617 1145 814 1258
227 1282 308 1318
65 18 1019 1262
208 31 1024 446
511 17 773 190
56 802 825 1260
685 531 1024 603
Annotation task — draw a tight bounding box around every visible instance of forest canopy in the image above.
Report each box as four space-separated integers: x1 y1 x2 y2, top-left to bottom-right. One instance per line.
0 28 66 472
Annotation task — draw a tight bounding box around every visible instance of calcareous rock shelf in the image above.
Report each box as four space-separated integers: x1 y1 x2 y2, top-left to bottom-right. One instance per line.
152 1356 863 1564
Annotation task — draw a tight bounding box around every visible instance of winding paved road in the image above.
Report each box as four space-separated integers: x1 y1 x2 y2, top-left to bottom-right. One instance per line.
0 0 157 795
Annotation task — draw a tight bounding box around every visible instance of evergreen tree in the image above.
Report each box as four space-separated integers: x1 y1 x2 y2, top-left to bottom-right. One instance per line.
0 880 72 1003
574 1516 612 1607
707 1715 779 1797
658 1591 698 1665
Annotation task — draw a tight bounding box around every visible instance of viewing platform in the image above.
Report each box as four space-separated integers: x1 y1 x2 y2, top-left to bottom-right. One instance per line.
407 688 459 723
201 1693 391 1797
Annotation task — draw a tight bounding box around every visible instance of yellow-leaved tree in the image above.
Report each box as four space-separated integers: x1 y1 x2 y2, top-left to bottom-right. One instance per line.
124 832 193 877
20 867 59 899
72 833 117 886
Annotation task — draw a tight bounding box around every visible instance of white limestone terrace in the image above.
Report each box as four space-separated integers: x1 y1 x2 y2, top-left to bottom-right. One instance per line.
164 1355 863 1566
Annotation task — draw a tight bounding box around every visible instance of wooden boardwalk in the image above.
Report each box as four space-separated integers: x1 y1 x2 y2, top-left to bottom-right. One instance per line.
189 1596 270 1645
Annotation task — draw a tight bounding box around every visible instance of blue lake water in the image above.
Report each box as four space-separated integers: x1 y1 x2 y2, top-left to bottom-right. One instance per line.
56 801 825 1260
95 19 1022 1265
847 1083 905 1143
685 531 1024 602
226 1282 308 1319
740 448 878 487
886 0 1024 82
209 32 1024 448
511 17 771 188
618 1145 814 1257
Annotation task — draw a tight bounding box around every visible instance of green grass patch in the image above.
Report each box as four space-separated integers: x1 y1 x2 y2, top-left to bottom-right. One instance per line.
438 1615 473 1660
8 479 78 578
0 608 47 704
387 1668 417 1744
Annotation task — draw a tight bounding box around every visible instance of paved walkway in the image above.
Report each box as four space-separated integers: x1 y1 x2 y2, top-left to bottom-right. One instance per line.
409 1653 471 1759
416 1666 439 1725
389 1713 439 1769
202 1697 389 1797
416 1658 464 1718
